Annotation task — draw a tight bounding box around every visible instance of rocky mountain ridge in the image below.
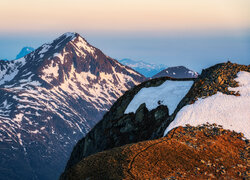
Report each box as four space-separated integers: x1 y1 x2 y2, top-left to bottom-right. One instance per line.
61 124 249 179
63 62 250 179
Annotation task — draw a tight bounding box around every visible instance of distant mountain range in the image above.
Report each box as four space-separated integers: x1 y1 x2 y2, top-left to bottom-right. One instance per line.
16 47 35 59
0 47 34 61
14 50 198 79
119 59 198 78
119 59 167 77
0 32 146 180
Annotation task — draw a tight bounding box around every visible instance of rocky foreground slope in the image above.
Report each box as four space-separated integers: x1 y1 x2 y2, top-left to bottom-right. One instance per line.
0 32 145 180
62 62 250 179
61 124 249 179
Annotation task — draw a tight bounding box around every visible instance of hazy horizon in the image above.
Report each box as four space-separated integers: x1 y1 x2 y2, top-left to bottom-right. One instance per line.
0 31 249 72
0 0 249 72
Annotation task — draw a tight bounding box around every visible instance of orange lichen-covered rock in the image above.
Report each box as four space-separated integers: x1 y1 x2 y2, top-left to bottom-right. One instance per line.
60 124 249 180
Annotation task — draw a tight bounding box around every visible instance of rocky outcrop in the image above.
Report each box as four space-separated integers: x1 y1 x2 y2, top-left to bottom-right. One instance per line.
64 62 250 172
64 76 181 169
61 124 249 180
154 62 250 137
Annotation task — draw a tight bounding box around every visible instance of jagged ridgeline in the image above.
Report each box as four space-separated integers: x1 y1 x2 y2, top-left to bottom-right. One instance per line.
0 33 146 180
62 62 250 179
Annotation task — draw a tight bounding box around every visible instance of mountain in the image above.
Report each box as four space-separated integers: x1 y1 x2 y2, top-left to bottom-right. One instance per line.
15 47 35 59
0 32 146 180
118 59 198 78
119 58 167 77
62 62 250 179
152 65 199 79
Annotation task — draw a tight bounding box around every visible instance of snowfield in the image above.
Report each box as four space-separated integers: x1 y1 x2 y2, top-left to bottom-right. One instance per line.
125 80 194 115
164 71 250 139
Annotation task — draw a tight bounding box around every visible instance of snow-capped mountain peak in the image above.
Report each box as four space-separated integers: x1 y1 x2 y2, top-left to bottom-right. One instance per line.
28 32 79 60
0 33 146 180
52 32 79 44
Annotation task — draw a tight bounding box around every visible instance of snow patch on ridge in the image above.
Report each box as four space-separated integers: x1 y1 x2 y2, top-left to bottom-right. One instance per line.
63 32 77 39
164 71 250 139
125 80 193 115
39 44 51 55
41 63 60 82
0 58 26 85
74 37 95 55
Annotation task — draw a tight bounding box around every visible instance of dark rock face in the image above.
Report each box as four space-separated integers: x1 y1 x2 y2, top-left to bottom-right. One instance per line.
64 62 250 172
66 103 170 170
152 66 198 79
0 32 146 180
65 76 195 170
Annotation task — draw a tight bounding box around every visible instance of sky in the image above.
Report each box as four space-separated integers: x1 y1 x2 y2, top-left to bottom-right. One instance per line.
0 0 249 72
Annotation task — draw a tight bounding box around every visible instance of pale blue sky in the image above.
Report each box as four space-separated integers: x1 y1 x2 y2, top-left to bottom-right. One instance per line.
0 32 249 72
0 0 249 72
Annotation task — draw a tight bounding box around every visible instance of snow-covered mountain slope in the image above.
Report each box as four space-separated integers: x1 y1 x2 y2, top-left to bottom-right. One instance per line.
119 58 167 77
152 66 198 79
16 47 35 59
0 32 146 180
64 62 249 172
0 58 26 85
164 71 250 138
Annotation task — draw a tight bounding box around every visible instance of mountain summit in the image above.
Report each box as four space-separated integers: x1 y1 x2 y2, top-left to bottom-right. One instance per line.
0 32 146 180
